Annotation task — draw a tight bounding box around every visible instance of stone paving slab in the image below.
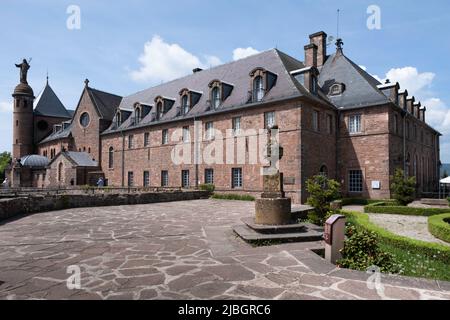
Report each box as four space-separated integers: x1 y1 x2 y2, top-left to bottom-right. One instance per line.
0 199 448 300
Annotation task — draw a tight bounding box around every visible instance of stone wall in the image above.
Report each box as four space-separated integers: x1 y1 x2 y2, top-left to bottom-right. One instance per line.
0 190 210 223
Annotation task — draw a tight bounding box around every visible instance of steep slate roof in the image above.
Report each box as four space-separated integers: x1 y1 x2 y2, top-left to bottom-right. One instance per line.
48 151 98 168
20 154 50 168
87 87 123 121
39 123 72 144
318 49 390 109
34 82 72 118
103 49 314 134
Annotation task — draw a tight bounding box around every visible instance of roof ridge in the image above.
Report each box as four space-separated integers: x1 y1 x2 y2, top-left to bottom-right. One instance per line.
125 48 278 97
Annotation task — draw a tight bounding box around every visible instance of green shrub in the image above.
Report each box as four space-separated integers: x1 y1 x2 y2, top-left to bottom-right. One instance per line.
391 168 416 205
341 198 398 206
342 210 450 265
428 214 450 243
306 175 341 225
448 197 450 205
338 225 400 273
364 203 450 216
211 193 255 201
199 184 215 192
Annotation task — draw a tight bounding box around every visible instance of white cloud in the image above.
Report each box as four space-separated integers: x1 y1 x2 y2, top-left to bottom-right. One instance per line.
423 98 450 135
130 35 222 84
233 47 260 61
0 101 12 113
359 65 367 71
376 67 435 97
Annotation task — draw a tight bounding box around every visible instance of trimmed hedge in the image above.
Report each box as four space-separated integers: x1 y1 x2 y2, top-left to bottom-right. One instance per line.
341 198 398 206
342 210 450 265
199 184 215 192
364 202 450 216
428 214 450 243
211 193 255 201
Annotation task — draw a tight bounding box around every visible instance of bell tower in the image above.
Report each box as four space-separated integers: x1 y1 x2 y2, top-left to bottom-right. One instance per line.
12 59 35 160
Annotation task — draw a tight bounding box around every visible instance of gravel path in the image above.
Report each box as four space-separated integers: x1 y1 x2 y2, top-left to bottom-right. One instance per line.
342 205 449 246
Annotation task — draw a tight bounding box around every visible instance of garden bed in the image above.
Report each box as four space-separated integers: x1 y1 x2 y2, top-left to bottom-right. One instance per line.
364 202 450 216
428 213 450 243
342 210 450 281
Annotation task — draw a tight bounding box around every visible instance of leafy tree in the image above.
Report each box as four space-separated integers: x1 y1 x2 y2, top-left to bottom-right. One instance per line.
0 152 12 181
306 175 341 225
390 168 416 206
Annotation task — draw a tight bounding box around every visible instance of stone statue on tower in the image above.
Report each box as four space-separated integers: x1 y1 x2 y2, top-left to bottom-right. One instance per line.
15 59 31 84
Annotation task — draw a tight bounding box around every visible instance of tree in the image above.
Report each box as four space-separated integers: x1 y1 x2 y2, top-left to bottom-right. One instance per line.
390 168 416 206
0 152 12 181
306 175 341 225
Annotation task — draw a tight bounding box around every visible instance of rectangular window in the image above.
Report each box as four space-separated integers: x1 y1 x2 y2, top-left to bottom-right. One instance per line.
205 169 214 184
162 129 169 145
232 117 241 136
127 171 134 187
349 115 362 134
144 132 150 147
161 170 169 187
326 114 333 134
128 135 134 149
205 121 214 140
312 110 319 132
143 171 150 187
182 170 190 188
349 170 363 193
182 126 190 142
264 112 275 129
232 168 243 189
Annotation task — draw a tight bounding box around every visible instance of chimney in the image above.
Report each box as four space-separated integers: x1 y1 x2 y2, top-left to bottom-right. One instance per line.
376 82 399 104
414 102 421 119
309 31 327 67
304 43 317 67
398 90 408 110
420 107 426 123
406 97 415 114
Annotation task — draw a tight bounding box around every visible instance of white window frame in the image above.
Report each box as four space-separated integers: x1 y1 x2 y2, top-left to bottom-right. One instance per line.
205 168 214 185
232 117 241 136
205 121 214 140
232 168 243 189
264 112 275 129
349 114 362 134
182 170 190 188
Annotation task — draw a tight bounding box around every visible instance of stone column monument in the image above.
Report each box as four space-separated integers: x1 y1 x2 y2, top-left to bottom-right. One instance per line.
255 126 292 225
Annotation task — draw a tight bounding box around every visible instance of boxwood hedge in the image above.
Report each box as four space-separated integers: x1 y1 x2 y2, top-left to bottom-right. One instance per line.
341 198 398 206
343 210 450 265
364 202 450 216
428 214 450 243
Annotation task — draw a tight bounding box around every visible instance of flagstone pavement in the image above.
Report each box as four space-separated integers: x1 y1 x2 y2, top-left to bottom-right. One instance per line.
0 199 448 300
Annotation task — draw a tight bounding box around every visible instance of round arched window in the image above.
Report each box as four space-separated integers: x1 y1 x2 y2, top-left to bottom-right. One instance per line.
37 120 49 131
80 112 90 127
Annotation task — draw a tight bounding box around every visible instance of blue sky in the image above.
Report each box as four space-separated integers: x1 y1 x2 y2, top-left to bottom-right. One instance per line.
0 0 449 161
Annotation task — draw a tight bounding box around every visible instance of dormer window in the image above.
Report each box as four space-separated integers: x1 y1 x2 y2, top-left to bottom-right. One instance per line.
182 95 189 115
329 83 345 96
178 88 202 115
115 111 122 127
212 87 221 109
156 102 163 120
208 80 233 110
249 68 277 103
253 76 264 102
154 96 175 121
134 105 142 125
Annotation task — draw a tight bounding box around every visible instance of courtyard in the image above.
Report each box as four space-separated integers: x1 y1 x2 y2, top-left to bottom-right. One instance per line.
0 199 449 300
